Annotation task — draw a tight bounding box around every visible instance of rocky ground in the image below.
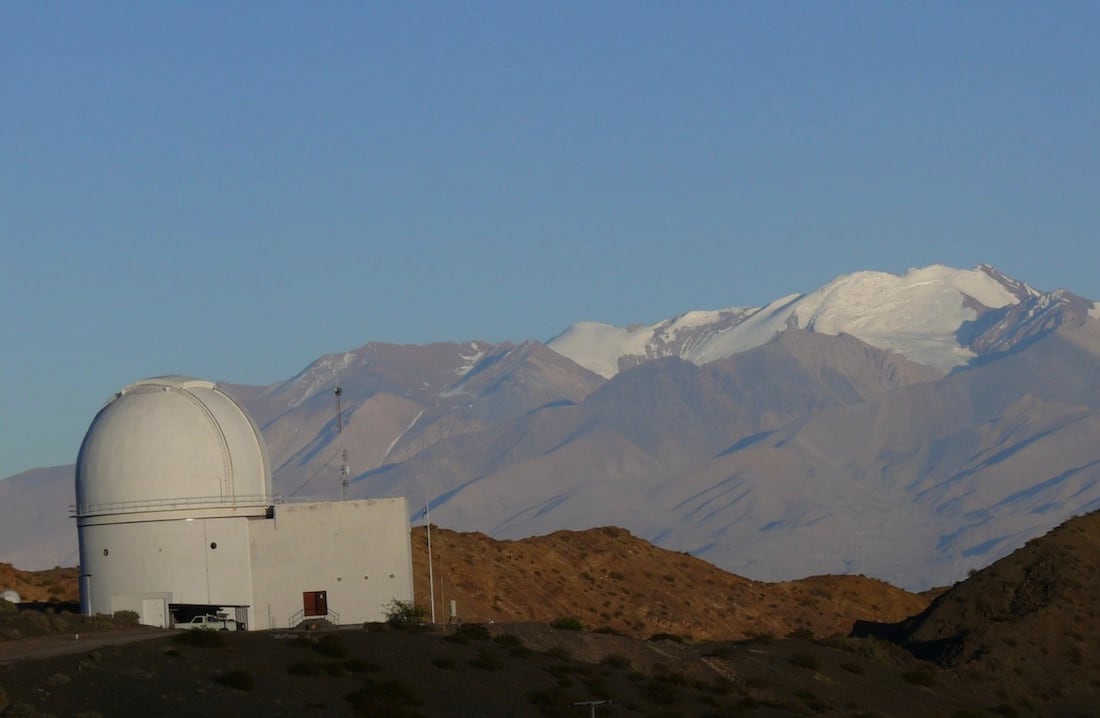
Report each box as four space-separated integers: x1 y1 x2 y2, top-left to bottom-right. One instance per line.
408 525 930 641
0 620 1010 718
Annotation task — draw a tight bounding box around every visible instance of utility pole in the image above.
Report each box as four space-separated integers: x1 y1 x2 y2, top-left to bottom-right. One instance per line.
335 387 349 500
573 700 612 717
426 501 436 624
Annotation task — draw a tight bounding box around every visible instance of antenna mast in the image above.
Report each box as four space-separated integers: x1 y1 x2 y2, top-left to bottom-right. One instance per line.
335 387 349 500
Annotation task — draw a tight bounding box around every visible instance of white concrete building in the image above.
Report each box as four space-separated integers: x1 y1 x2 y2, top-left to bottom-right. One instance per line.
74 376 413 630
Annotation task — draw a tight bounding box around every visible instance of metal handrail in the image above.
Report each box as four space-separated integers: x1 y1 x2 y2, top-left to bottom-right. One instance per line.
288 606 341 628
71 494 277 517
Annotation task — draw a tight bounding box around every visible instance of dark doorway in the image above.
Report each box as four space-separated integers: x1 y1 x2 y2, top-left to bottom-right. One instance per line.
303 590 328 617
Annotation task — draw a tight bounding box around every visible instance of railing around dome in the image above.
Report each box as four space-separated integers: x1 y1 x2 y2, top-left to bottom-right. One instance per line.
70 494 277 518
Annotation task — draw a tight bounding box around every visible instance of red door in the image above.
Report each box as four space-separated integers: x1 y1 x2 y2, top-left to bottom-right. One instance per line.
303 590 328 617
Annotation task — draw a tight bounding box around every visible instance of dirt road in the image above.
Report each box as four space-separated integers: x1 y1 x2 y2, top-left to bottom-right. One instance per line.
0 627 174 665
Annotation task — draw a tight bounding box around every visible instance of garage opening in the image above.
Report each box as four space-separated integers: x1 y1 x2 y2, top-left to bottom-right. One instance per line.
169 603 248 630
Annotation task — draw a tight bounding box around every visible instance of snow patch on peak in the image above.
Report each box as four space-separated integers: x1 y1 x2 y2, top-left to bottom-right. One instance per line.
287 352 357 408
455 343 488 376
977 263 1041 300
549 265 1031 377
718 265 1021 370
1091 302 1100 320
546 321 656 378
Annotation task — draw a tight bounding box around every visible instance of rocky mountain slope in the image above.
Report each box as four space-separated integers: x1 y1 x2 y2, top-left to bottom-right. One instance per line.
547 263 1098 375
3 264 1100 594
0 563 78 603
408 525 927 642
861 509 1100 715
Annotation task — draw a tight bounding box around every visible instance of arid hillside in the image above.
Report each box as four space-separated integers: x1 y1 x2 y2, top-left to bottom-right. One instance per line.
0 564 78 603
409 525 927 641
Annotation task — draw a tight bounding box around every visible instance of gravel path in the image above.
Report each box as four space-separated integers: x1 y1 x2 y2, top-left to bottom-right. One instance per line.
0 627 174 665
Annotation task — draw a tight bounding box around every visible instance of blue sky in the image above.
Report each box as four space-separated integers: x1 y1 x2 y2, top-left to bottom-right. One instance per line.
2 2 1098 479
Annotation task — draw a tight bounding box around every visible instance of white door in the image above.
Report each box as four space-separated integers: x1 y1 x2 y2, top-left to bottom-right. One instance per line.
141 597 167 628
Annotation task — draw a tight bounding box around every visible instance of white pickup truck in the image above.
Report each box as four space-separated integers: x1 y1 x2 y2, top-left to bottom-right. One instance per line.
175 614 239 631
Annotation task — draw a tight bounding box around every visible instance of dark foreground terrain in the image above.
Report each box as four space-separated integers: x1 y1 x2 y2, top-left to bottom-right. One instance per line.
0 620 1022 718
6 510 1100 716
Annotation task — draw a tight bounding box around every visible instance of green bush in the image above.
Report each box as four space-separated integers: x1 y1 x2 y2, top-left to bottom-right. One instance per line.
493 632 523 648
212 669 254 691
112 610 140 627
382 599 427 627
493 631 531 656
550 617 584 631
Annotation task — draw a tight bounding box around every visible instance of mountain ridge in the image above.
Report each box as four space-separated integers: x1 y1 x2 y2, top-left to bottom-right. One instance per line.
4 263 1100 594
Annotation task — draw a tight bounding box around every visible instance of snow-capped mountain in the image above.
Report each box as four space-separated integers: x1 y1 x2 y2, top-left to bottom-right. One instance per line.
548 264 1097 375
5 263 1100 592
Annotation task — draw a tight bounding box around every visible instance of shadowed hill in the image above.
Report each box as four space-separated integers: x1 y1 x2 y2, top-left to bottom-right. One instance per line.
862 509 1100 714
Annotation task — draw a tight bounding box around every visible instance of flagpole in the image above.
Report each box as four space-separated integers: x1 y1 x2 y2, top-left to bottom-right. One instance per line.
426 501 436 624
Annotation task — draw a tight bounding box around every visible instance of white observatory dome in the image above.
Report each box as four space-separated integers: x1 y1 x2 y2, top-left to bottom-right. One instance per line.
75 377 271 518
0 589 21 604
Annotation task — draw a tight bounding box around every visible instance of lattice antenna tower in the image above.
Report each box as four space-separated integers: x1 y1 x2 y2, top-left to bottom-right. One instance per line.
335 387 350 500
